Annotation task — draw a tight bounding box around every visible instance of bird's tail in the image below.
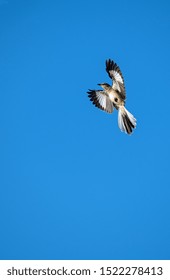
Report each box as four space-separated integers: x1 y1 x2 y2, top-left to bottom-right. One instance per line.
118 106 137 134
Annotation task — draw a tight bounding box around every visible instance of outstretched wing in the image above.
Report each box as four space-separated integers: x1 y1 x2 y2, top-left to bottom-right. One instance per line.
87 89 114 113
106 59 126 100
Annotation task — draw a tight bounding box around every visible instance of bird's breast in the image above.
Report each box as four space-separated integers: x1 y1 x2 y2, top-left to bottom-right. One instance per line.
108 91 124 107
108 92 117 102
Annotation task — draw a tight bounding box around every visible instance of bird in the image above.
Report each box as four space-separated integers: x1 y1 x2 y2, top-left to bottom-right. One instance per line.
87 59 137 134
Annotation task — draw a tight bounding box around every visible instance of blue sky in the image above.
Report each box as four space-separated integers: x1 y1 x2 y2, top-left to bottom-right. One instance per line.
0 0 170 260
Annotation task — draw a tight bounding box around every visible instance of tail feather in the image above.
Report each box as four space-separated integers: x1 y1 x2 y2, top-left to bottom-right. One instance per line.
118 107 136 134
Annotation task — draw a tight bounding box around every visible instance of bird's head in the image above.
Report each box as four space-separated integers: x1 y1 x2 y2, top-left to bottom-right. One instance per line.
98 83 110 90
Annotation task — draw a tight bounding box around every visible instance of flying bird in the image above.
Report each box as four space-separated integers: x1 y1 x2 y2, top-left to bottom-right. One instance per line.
87 59 137 134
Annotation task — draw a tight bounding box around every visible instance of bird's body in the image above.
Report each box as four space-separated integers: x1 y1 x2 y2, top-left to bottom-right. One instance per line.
87 59 137 134
99 83 124 108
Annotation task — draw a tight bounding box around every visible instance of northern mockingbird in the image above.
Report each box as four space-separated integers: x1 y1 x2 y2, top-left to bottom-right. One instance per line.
87 59 137 134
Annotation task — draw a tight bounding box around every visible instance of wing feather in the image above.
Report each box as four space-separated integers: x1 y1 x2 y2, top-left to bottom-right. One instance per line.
106 59 126 100
87 90 113 113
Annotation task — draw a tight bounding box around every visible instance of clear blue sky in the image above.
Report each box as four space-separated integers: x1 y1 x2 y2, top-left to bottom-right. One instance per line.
0 0 170 260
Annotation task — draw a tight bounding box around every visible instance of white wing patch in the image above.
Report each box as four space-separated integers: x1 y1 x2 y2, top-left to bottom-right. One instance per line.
87 90 114 113
96 91 106 109
113 70 123 84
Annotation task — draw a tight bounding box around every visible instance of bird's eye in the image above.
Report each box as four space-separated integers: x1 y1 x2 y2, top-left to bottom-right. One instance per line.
114 98 118 102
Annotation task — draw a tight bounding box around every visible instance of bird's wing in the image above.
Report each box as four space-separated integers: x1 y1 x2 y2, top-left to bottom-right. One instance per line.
106 59 126 100
87 90 114 113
